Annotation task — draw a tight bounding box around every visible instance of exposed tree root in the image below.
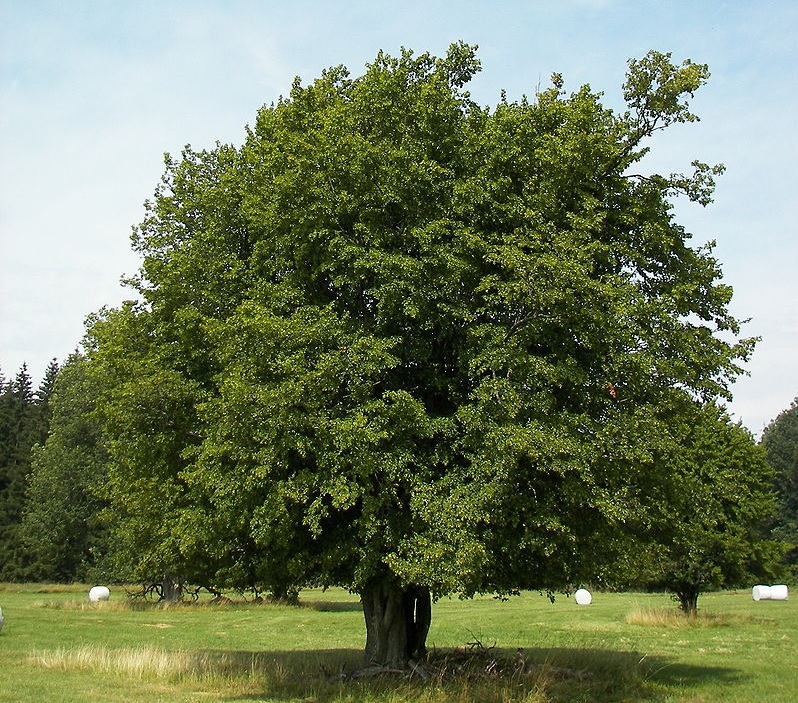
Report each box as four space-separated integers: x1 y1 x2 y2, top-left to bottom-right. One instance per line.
425 647 591 684
333 659 429 681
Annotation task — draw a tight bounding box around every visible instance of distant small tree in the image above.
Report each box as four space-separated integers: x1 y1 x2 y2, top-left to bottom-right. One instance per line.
631 401 783 615
761 397 798 571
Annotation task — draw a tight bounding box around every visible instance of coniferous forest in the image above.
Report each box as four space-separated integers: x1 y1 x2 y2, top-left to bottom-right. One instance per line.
0 361 58 580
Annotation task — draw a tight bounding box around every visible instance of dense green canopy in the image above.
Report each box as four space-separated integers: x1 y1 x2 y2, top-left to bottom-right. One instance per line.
87 44 754 666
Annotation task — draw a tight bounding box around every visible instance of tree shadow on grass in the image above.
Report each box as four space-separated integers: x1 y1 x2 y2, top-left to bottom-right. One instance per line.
184 645 746 703
516 646 746 702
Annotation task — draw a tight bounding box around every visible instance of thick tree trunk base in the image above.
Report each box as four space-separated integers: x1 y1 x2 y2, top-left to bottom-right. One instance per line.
675 589 699 617
361 580 431 669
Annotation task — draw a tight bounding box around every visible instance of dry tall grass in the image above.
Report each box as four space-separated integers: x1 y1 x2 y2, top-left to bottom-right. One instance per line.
27 645 569 702
624 606 755 628
29 645 286 684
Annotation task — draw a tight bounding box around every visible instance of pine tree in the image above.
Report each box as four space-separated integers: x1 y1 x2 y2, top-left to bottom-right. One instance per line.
34 359 60 432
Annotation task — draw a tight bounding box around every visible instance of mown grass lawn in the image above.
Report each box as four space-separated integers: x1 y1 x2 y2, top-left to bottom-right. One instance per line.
0 584 795 702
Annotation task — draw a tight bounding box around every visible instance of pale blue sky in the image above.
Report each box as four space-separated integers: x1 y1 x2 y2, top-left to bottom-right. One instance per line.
1 0 796 434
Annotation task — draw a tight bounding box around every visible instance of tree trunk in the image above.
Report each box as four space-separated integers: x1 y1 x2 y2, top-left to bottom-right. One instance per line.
677 589 699 617
162 574 182 602
361 579 431 669
268 584 300 605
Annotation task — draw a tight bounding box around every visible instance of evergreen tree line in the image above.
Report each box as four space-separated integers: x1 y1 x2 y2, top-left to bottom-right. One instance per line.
0 360 59 580
1 354 797 590
0 357 108 582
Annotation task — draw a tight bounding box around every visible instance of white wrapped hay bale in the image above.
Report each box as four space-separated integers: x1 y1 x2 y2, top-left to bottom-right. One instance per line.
0 605 4 632
770 585 789 601
751 584 770 601
88 586 110 602
752 584 789 601
752 585 771 601
574 588 592 606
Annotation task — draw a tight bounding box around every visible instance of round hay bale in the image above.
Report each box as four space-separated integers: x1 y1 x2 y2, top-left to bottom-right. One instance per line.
88 586 110 602
574 588 592 606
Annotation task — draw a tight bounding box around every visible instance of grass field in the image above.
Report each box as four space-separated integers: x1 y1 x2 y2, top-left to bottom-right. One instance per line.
0 584 795 702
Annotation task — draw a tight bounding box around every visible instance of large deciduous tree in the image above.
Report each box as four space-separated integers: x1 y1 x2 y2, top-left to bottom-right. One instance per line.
88 44 753 667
